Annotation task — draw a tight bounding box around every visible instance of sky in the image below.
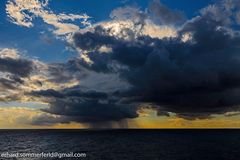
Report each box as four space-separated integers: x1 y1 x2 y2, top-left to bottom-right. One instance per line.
1 0 240 129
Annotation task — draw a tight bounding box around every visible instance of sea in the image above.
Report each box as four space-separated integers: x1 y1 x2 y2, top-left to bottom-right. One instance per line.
0 129 240 160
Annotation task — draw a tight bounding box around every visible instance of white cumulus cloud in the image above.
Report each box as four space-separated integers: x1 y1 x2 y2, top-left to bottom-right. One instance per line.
6 0 91 35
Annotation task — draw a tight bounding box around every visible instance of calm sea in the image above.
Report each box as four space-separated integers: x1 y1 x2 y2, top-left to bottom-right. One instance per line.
0 129 240 160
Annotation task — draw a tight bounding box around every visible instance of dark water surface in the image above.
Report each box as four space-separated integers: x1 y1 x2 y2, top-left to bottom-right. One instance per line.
0 129 240 160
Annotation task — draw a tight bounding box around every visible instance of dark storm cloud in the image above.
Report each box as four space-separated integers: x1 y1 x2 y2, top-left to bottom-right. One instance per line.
0 56 34 77
31 87 108 99
30 87 138 123
42 99 137 123
67 0 240 119
72 26 156 72
26 0 240 127
73 26 117 51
